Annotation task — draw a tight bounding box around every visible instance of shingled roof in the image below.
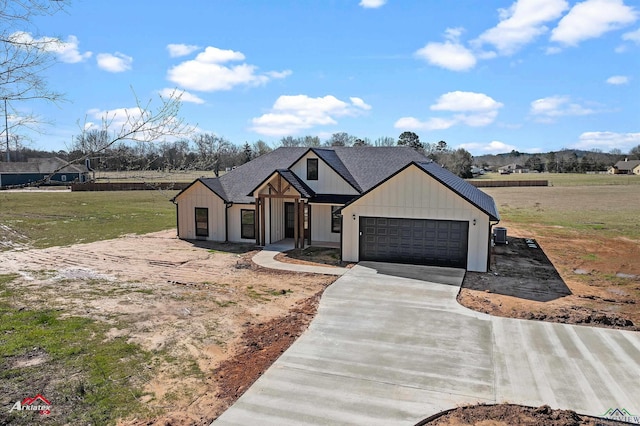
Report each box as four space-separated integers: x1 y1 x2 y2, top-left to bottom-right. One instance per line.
175 146 498 212
0 157 87 174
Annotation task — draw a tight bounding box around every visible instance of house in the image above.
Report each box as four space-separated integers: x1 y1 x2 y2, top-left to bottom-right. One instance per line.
498 163 527 174
608 159 640 175
0 157 90 188
172 147 500 272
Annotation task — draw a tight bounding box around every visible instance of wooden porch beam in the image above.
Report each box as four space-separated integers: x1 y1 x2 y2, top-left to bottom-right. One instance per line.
260 196 266 246
254 197 260 246
293 198 299 249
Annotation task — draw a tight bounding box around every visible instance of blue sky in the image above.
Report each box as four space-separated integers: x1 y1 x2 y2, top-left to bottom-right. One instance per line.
12 0 640 155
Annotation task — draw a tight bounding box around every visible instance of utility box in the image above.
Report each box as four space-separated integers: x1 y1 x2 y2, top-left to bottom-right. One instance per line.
494 227 508 244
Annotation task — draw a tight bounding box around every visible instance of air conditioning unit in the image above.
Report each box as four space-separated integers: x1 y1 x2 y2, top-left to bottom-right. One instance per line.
494 227 508 244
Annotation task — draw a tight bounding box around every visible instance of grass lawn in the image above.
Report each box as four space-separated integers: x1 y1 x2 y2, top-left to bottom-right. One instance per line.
0 190 179 250
0 274 154 425
471 171 640 187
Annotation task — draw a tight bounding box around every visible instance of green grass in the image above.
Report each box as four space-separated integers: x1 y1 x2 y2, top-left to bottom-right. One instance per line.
0 274 155 425
0 191 178 250
471 172 640 187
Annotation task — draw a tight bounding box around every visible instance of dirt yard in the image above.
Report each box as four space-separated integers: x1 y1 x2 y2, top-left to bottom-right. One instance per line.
460 222 640 331
0 231 336 424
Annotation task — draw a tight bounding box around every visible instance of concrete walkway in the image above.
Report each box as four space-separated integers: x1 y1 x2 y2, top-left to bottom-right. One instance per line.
252 241 349 276
214 262 640 425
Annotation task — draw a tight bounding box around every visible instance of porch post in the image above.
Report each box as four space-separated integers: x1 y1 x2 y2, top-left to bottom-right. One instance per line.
307 204 312 246
293 198 299 249
254 197 260 246
299 201 305 248
260 195 266 246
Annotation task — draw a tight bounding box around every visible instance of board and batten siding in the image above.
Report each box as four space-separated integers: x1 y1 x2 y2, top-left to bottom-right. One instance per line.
227 204 257 243
176 181 225 241
289 152 359 195
310 204 340 243
341 165 490 272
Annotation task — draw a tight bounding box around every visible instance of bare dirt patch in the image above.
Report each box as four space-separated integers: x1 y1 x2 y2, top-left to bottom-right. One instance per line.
0 231 336 424
274 246 354 268
460 227 640 330
423 404 628 425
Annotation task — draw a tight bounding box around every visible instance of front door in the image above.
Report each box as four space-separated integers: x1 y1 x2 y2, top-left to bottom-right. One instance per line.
284 202 295 238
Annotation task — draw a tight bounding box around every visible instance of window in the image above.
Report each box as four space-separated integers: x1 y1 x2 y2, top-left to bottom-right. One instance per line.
195 208 209 237
331 206 341 233
61 175 67 182
307 158 318 180
241 209 255 239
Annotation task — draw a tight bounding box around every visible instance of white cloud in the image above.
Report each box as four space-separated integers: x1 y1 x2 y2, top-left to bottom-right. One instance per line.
571 131 640 151
250 95 370 136
395 91 503 131
458 141 518 154
167 43 200 58
551 0 638 46
606 75 630 85
415 27 477 71
622 27 640 43
473 0 569 55
96 52 133 72
359 0 386 8
9 32 92 63
159 88 205 104
167 46 291 92
530 95 596 121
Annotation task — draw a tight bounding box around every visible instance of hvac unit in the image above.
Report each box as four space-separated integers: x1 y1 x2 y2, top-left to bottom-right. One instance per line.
494 227 508 244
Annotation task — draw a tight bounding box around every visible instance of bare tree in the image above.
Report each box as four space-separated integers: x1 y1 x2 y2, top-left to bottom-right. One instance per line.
1 1 69 160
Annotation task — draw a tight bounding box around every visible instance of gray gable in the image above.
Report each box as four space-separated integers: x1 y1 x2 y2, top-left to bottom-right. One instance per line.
613 160 640 171
415 161 500 221
218 147 307 204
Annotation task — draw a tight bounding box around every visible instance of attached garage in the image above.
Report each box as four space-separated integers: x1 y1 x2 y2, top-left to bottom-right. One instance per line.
341 161 500 272
359 217 468 268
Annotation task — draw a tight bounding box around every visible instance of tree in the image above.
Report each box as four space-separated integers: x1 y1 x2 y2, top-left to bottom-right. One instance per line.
397 131 422 151
253 140 272 157
192 133 232 176
373 136 395 146
630 145 640 160
353 138 370 146
1 1 69 160
326 132 355 147
435 140 448 153
440 148 473 178
242 142 252 164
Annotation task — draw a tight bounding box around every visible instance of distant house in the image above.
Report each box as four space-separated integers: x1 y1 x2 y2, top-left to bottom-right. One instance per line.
498 163 528 174
0 157 90 188
172 146 500 272
608 159 640 175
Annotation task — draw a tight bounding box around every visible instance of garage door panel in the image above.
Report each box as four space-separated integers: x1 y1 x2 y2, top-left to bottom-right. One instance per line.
359 216 468 268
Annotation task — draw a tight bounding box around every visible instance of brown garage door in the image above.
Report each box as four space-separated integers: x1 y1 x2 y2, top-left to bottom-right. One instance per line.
359 217 468 268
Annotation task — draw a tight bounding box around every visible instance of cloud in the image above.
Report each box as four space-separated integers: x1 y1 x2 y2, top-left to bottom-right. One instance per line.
96 52 133 72
167 43 200 58
571 131 640 151
159 88 205 104
473 0 569 55
458 140 518 155
250 95 371 136
529 95 596 121
550 0 638 46
9 32 92 63
415 27 477 71
359 0 386 8
167 46 291 92
622 27 640 43
606 75 630 85
395 91 503 130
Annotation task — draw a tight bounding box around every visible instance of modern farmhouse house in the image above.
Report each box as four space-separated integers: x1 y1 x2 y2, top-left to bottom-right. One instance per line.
172 146 500 272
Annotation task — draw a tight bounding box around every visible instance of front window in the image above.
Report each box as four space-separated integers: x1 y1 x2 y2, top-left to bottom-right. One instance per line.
195 207 209 237
331 206 341 233
307 158 318 180
241 209 255 239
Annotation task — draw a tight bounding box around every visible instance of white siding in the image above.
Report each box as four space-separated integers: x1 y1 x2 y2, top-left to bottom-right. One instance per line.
228 204 257 243
289 152 359 195
341 165 491 272
310 204 341 243
175 181 225 241
269 197 285 244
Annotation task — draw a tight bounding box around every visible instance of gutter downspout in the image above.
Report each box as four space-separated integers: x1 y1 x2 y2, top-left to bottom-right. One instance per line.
225 202 233 242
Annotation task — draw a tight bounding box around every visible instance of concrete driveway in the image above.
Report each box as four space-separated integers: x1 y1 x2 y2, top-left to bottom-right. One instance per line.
214 263 640 425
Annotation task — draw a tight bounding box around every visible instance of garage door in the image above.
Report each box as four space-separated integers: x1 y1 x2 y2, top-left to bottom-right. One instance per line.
359 217 468 268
